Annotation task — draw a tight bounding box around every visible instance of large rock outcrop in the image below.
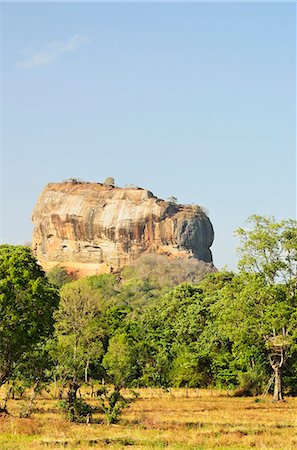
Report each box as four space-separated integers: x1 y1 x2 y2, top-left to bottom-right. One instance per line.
32 182 214 276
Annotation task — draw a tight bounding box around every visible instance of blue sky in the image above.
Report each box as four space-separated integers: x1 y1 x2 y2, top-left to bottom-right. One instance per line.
1 2 296 270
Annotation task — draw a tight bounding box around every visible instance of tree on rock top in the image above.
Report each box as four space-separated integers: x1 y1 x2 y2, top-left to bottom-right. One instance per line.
104 177 115 187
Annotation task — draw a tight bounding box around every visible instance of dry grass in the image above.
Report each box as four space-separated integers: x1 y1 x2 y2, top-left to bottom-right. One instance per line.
0 387 296 449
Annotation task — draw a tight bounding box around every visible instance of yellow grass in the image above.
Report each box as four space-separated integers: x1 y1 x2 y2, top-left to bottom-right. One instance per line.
0 387 296 449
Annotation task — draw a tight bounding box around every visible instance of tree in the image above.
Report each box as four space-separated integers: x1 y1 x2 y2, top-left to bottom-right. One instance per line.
14 340 54 417
64 178 83 184
104 177 115 187
53 279 105 420
138 284 212 388
47 265 76 288
102 333 137 389
167 196 177 205
87 273 119 296
100 333 138 424
213 216 297 400
236 215 297 294
0 245 59 403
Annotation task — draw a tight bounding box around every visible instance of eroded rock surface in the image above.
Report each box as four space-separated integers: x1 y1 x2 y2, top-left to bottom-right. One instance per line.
32 182 214 275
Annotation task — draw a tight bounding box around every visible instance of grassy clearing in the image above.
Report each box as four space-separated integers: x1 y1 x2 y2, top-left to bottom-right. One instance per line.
0 388 296 449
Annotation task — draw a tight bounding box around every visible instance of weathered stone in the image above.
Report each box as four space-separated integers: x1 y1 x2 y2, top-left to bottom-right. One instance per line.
32 182 214 276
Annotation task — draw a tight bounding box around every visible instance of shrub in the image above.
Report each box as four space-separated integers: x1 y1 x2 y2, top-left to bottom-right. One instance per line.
58 398 93 423
97 386 138 424
234 369 267 397
47 266 76 288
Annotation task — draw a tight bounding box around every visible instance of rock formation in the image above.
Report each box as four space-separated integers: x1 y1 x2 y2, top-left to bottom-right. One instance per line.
32 181 214 276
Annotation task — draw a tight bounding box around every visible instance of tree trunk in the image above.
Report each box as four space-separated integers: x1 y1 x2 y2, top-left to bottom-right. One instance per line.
67 381 79 403
1 385 12 413
269 346 285 402
85 362 89 384
53 373 57 399
67 381 79 422
23 381 39 418
273 365 283 401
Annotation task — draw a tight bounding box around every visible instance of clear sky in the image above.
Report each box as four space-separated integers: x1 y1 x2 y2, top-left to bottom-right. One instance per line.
1 2 296 270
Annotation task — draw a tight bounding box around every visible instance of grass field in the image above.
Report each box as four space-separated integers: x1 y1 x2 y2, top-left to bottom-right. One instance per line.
0 388 296 449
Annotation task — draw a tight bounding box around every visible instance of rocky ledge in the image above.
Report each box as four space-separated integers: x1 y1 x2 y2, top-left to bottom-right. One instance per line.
32 181 214 276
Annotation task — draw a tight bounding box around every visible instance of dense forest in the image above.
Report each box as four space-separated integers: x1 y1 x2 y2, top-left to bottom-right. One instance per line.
0 215 296 423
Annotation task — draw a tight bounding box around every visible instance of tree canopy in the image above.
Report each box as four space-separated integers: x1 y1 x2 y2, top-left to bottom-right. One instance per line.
0 245 59 389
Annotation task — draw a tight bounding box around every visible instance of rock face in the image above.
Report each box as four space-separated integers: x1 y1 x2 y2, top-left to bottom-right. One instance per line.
32 182 214 276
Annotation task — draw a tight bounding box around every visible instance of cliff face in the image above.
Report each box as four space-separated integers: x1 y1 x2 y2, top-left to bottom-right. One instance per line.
32 182 214 276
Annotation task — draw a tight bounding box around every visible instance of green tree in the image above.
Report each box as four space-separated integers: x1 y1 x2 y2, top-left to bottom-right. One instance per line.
14 340 54 417
102 333 137 389
212 216 297 400
53 279 105 419
100 333 138 424
0 245 58 403
139 284 212 388
236 215 297 293
47 265 76 288
237 216 297 400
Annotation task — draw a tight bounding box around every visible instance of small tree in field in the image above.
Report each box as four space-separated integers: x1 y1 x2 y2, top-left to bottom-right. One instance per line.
99 333 137 423
103 333 136 389
54 279 105 421
14 340 53 418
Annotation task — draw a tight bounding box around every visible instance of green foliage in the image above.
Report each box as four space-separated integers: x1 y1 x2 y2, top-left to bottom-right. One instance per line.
59 398 92 423
235 215 297 290
234 368 267 397
102 333 137 389
97 385 137 424
136 284 213 388
47 266 76 288
0 245 59 388
15 340 54 389
87 274 119 297
3 215 296 402
213 216 297 399
53 279 105 384
169 346 209 387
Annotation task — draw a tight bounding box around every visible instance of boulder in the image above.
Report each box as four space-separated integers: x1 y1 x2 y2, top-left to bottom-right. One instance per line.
32 181 214 276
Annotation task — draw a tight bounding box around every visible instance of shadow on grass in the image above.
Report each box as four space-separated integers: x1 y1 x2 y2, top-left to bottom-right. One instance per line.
41 437 137 447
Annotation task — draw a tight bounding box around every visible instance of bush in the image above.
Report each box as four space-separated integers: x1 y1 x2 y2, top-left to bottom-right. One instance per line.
234 369 267 397
58 398 93 423
97 386 138 424
47 266 76 288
